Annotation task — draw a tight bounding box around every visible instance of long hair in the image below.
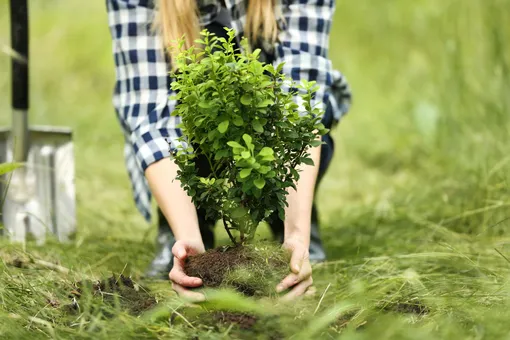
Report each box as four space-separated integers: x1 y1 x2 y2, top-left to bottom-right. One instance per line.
153 0 280 66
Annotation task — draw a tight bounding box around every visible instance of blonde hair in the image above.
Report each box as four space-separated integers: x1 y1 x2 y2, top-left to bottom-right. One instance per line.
153 0 280 65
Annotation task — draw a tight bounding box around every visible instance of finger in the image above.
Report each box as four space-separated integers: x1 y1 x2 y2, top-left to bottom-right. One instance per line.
281 277 313 301
289 248 307 274
172 282 206 303
276 261 312 293
169 259 203 287
276 273 299 293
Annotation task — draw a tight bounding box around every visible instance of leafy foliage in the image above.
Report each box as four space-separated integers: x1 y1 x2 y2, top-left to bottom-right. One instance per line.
0 162 22 176
169 28 327 243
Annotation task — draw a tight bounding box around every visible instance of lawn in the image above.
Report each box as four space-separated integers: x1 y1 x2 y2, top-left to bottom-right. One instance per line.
1 0 510 339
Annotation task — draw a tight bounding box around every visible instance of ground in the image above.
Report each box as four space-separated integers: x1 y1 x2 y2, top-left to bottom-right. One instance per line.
1 0 510 339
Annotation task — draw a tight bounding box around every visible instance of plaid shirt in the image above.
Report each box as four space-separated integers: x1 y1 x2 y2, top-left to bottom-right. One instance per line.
106 0 352 222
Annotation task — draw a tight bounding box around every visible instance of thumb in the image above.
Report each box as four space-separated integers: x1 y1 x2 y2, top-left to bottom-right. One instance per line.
172 241 188 260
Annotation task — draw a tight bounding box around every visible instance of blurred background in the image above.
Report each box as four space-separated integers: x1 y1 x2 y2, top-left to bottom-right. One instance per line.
1 1 510 338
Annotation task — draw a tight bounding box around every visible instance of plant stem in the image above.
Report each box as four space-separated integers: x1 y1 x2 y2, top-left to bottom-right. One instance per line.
222 215 237 245
204 153 219 178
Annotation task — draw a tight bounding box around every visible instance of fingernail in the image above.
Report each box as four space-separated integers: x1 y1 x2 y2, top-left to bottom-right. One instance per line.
276 285 284 293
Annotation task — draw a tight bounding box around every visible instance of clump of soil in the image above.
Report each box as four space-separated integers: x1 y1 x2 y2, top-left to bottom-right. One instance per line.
184 242 289 296
68 274 157 315
213 311 258 330
171 307 284 339
10 258 25 268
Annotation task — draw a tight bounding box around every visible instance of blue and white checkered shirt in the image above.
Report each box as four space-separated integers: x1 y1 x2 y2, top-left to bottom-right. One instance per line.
106 0 352 222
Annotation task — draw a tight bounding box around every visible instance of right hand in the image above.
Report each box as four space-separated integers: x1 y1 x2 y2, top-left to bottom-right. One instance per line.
169 240 206 302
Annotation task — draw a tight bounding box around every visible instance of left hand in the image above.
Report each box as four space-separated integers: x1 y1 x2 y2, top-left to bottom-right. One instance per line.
276 238 315 301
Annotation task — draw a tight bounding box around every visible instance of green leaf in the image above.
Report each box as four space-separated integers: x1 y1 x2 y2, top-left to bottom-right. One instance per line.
278 206 286 221
257 99 274 108
215 149 229 160
208 129 217 141
252 120 264 133
264 64 276 75
195 117 205 127
254 178 266 189
257 165 271 174
242 134 253 148
231 207 247 219
218 120 229 133
261 154 275 162
300 157 315 166
199 101 212 109
310 139 323 147
233 116 244 127
290 167 299 179
241 93 252 105
241 151 251 159
227 141 244 149
240 168 252 178
288 130 299 139
242 180 253 193
0 162 22 176
258 147 274 157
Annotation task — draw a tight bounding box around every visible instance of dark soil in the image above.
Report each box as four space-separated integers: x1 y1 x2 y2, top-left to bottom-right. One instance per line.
185 245 253 293
68 274 157 315
10 258 25 268
213 311 258 330
184 243 288 296
171 306 284 339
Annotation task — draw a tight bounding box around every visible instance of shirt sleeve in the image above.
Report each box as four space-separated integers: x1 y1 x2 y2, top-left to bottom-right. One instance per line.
274 0 338 116
107 0 182 173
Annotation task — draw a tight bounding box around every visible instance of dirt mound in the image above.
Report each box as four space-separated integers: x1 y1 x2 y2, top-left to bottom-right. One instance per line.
213 311 258 330
184 243 288 297
68 274 157 315
185 245 255 294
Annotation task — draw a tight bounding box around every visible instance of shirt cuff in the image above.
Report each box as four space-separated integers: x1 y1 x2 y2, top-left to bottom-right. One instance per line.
130 128 170 172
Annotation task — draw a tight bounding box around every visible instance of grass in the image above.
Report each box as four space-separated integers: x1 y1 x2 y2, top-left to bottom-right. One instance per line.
1 0 510 339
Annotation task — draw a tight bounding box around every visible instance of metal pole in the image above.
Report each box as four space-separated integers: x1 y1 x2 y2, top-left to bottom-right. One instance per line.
10 0 29 164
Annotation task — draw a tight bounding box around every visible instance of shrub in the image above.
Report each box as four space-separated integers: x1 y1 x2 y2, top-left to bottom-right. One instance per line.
169 28 328 244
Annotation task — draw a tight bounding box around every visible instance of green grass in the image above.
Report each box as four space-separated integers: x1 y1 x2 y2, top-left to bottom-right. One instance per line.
1 0 510 339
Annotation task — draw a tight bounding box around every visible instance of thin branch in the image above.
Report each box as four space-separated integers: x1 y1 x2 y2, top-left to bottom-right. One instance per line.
222 215 237 245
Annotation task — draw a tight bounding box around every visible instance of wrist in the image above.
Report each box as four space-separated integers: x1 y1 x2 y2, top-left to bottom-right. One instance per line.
174 229 204 247
283 226 310 249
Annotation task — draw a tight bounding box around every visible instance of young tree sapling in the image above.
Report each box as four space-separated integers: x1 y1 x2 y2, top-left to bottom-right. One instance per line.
168 28 328 295
169 28 328 245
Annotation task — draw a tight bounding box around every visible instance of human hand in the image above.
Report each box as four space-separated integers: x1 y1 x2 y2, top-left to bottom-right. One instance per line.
169 239 206 302
276 238 315 301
